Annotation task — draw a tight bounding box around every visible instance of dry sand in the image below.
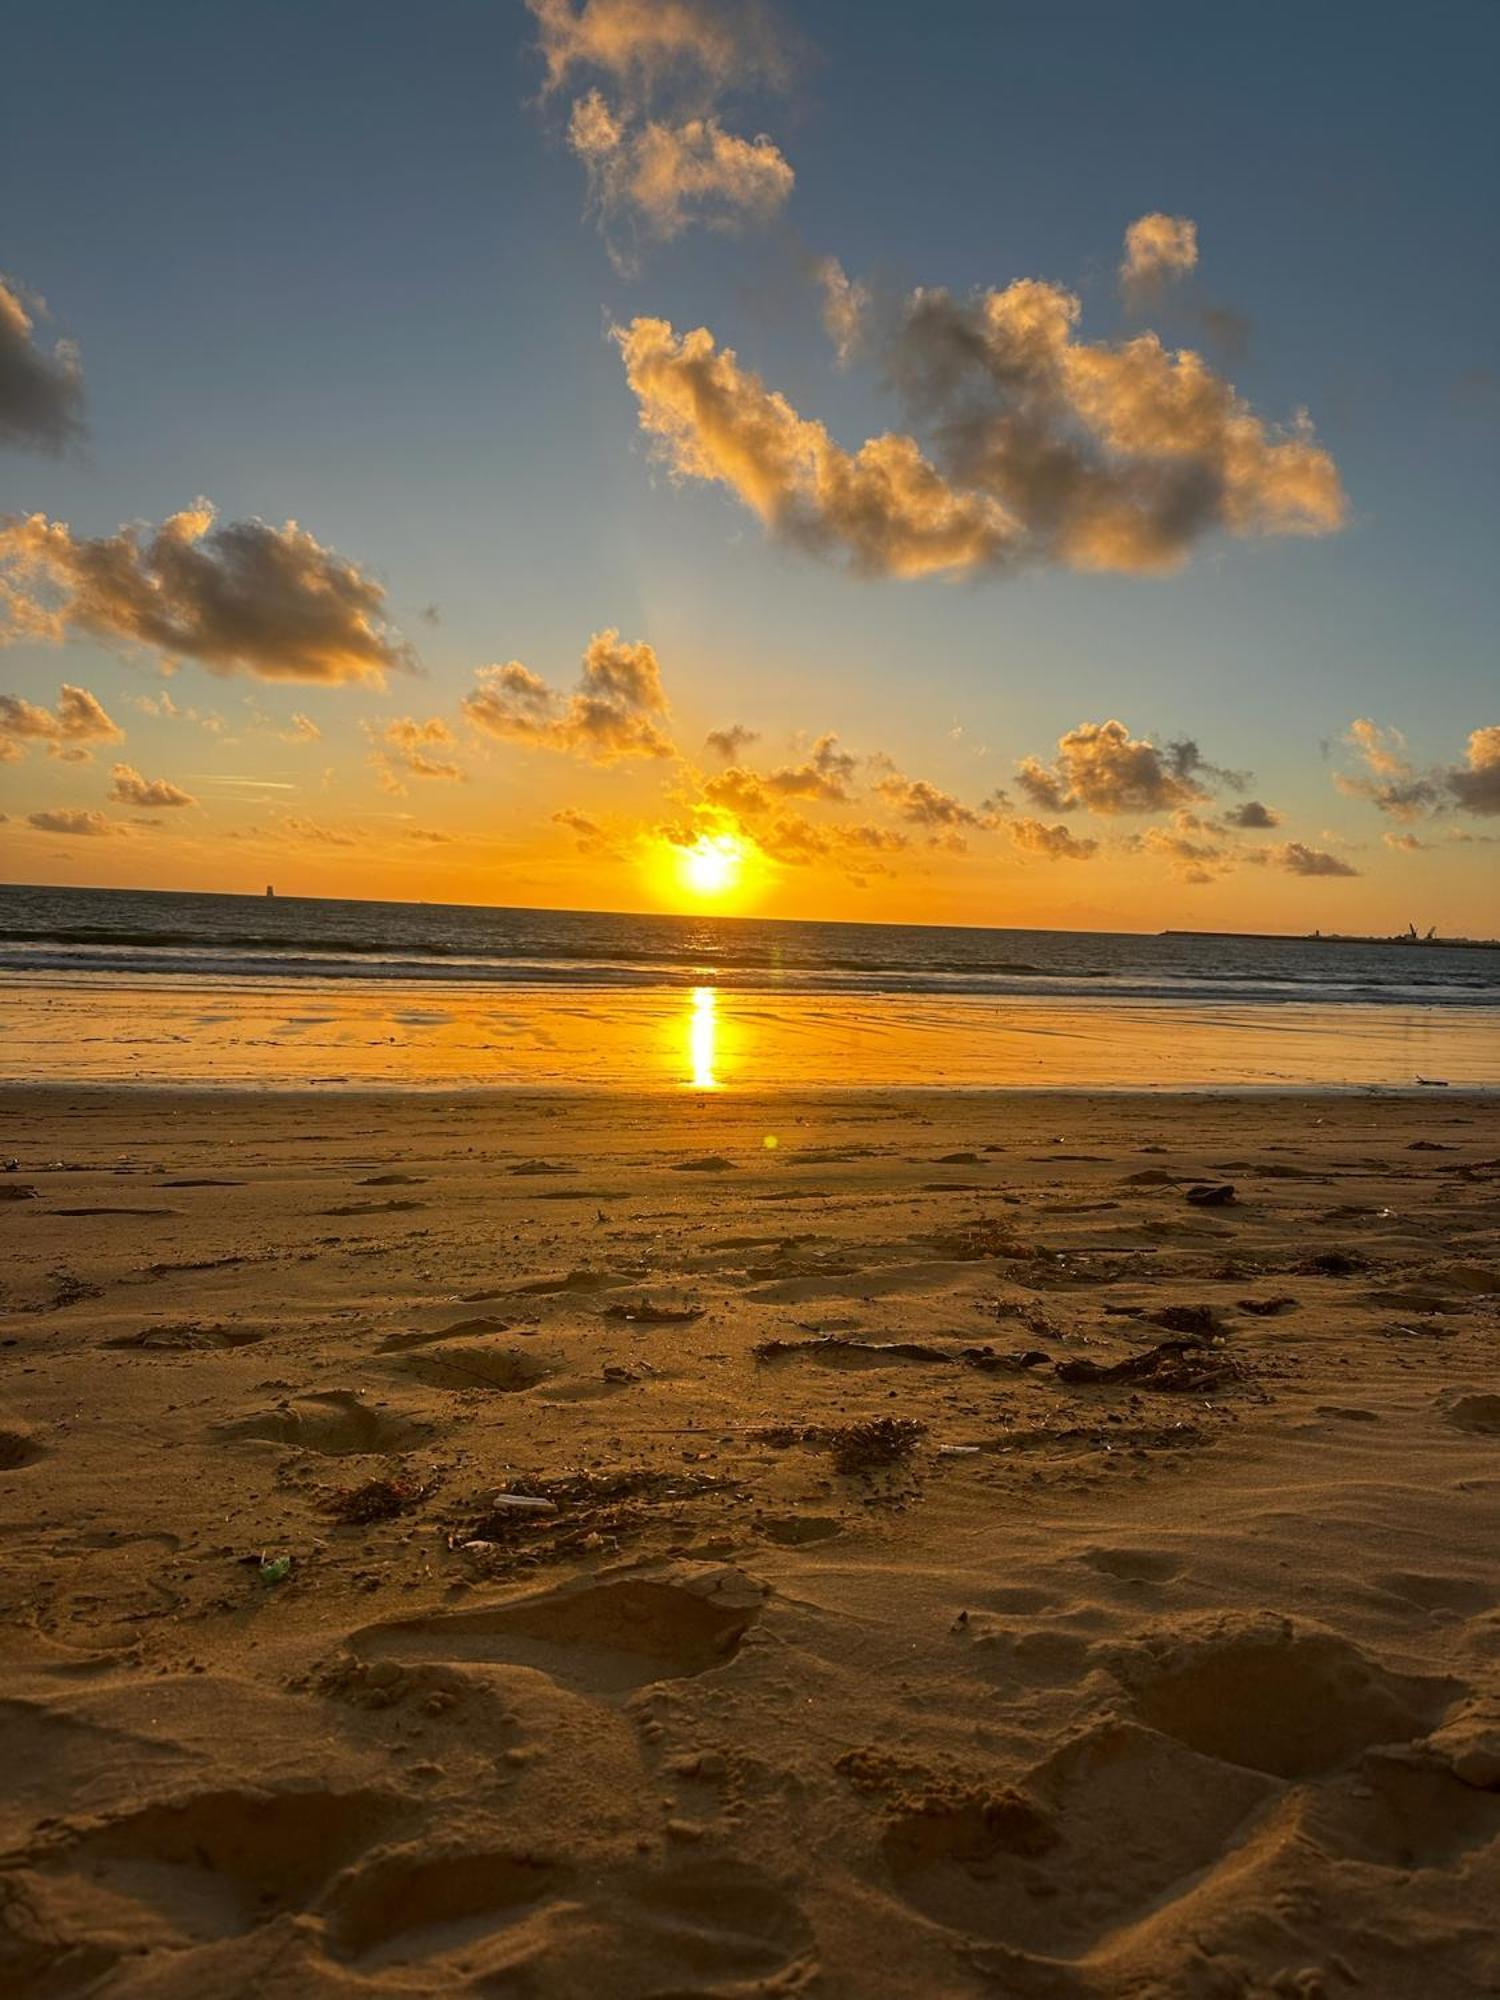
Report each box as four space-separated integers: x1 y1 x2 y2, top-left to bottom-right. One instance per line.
1 1085 1498 1998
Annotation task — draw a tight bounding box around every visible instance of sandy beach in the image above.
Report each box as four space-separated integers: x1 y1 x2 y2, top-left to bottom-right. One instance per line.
2 1083 1498 1997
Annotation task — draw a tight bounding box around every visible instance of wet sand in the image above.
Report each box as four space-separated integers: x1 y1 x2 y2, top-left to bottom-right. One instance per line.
2 1085 1498 1996
4 976 1500 1091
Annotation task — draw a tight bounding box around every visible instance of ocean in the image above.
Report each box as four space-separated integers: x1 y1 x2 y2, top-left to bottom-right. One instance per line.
3 885 1497 1089
1 884 1496 1007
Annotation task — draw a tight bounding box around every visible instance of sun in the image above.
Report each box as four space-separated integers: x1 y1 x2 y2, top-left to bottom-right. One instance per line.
677 832 745 900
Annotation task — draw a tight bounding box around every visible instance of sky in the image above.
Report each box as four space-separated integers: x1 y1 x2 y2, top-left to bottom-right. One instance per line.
2 0 1497 933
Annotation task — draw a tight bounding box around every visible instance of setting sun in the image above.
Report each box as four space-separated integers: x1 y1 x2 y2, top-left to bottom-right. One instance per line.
676 832 746 901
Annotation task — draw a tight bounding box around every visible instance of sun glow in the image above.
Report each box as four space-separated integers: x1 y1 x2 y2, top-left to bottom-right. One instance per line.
675 831 746 900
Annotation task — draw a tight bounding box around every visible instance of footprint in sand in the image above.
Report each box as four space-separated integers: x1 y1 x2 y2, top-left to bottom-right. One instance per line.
614 1856 815 1988
32 1787 407 1943
376 1315 525 1353
322 1198 429 1216
759 1515 842 1547
351 1564 765 1697
103 1323 264 1352
386 1340 552 1394
1106 1612 1457 1779
1300 1753 1500 1870
321 1843 571 1965
0 1423 43 1469
876 1721 1274 1964
1372 1570 1495 1616
1078 1545 1184 1583
1441 1392 1500 1436
219 1391 430 1456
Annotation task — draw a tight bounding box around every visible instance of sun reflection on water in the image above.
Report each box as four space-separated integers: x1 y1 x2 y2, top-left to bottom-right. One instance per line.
687 985 720 1089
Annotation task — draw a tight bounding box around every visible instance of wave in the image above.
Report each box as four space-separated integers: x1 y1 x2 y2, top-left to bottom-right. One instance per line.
3 943 1498 1007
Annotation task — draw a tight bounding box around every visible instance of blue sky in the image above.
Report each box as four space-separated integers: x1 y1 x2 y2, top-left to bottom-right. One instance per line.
2 0 1497 927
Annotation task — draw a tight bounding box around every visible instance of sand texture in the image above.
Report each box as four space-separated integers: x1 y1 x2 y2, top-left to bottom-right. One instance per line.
1 1086 1498 1997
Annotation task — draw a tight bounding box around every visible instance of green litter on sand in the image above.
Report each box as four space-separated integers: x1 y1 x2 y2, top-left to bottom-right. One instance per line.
258 1555 293 1584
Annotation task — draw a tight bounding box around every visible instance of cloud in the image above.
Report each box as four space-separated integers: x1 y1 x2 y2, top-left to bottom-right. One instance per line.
403 825 453 844
279 814 366 847
1223 798 1280 829
130 689 224 732
283 711 322 743
530 0 794 254
1120 213 1198 305
109 763 197 808
1266 840 1359 878
528 0 789 102
0 682 124 762
618 248 1343 578
888 276 1345 575
1384 830 1425 852
552 806 616 853
1338 717 1500 819
463 627 674 763
765 732 858 801
704 722 758 759
1016 719 1218 816
1136 812 1230 875
616 316 1015 579
701 763 775 817
873 770 988 831
1008 816 1098 861
26 807 125 836
815 256 869 366
1447 724 1500 815
0 502 412 685
569 92 793 242
0 274 85 453
371 714 465 787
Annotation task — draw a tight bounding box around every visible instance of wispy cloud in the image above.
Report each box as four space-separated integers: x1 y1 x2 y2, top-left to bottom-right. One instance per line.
529 0 795 260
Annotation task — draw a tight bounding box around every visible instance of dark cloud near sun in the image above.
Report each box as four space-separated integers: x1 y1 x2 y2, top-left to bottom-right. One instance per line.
704 722 758 760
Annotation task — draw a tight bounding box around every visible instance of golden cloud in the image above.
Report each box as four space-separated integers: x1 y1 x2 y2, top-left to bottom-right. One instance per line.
108 763 197 808
0 503 412 685
463 628 674 763
0 682 123 762
616 317 1015 578
618 259 1343 577
1120 213 1198 304
1007 816 1098 861
1016 719 1221 816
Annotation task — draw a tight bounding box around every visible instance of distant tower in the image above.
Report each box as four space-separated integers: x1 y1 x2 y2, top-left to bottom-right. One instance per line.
266 884 275 898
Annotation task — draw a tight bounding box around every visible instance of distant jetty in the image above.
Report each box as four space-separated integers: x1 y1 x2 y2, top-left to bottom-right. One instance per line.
1165 928 1500 952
